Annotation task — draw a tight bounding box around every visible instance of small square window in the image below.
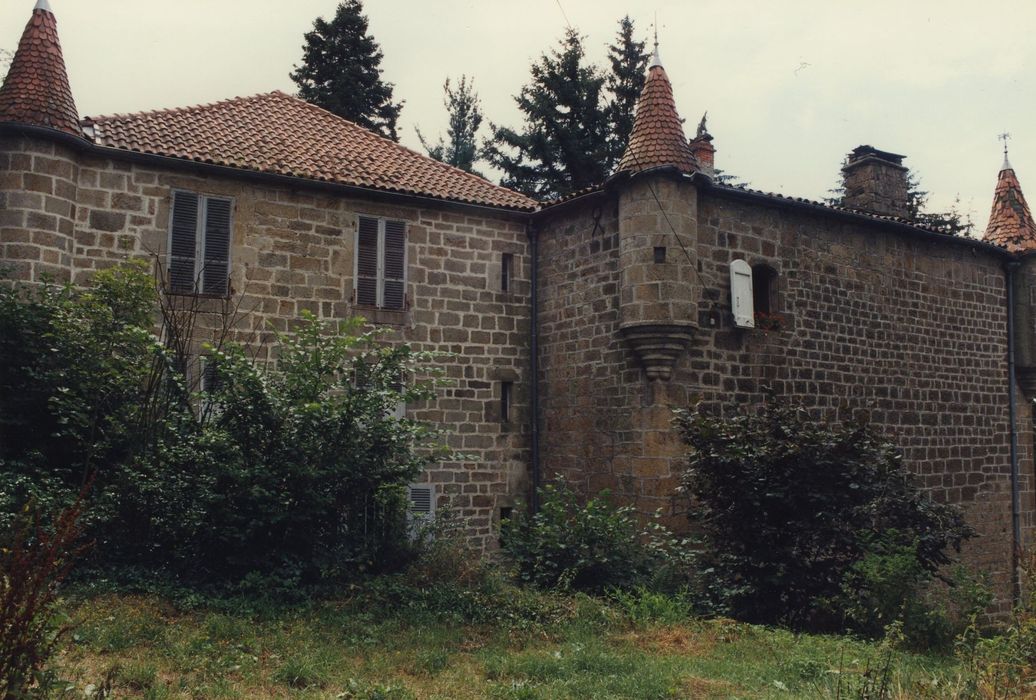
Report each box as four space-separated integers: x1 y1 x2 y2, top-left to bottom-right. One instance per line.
653 247 667 264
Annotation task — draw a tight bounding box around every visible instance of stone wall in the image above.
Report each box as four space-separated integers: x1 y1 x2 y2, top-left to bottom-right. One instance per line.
0 134 531 551
0 136 79 282
537 180 1032 614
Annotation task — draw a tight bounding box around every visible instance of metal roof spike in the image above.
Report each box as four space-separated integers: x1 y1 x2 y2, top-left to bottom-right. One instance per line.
35 0 53 13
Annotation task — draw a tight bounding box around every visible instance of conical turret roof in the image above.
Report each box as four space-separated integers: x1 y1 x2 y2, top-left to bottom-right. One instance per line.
983 159 1036 252
0 1 81 137
616 55 697 175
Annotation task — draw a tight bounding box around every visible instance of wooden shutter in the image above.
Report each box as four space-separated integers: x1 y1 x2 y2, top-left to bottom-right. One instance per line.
356 216 379 306
382 220 406 310
730 259 755 328
169 191 199 292
202 197 232 295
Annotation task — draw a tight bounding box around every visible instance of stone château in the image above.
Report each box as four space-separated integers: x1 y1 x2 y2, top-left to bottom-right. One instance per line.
3 2 1036 613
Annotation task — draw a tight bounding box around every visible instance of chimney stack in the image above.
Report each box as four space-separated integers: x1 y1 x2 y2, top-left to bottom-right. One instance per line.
841 145 910 218
689 112 715 175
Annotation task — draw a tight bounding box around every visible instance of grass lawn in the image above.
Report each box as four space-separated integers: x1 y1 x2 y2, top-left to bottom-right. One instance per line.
52 588 973 699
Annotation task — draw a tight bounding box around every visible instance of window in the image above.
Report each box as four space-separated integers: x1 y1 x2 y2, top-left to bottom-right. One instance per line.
501 253 513 292
500 381 513 423
653 246 667 264
752 264 778 315
168 191 232 295
355 215 406 310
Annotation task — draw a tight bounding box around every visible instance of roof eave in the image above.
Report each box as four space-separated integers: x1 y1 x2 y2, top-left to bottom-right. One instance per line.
701 177 1014 259
0 122 535 218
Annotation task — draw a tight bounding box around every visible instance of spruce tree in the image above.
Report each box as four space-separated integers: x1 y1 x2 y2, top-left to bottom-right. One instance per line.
290 0 403 141
604 17 648 167
416 76 484 174
483 29 611 200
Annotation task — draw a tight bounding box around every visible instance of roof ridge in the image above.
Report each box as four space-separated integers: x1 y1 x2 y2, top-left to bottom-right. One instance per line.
84 91 288 123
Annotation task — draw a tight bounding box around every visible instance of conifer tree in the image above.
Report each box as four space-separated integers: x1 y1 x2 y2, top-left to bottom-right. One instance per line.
483 29 611 200
604 17 648 167
290 0 403 141
416 76 484 174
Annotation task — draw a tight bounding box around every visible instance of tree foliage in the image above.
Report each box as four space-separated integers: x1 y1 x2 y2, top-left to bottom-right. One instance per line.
417 76 484 174
290 0 403 141
676 395 974 630
484 19 650 200
0 264 448 589
604 17 648 167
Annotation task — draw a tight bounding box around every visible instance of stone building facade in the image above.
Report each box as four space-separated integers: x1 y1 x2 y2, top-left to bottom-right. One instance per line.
4 2 1036 609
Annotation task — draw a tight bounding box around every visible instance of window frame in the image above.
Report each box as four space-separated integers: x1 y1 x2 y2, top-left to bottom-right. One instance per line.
353 214 408 310
166 190 234 297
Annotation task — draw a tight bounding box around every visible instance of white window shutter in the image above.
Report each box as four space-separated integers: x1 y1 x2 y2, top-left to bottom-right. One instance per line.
169 192 199 293
201 197 232 295
730 259 755 328
382 220 406 310
356 216 379 306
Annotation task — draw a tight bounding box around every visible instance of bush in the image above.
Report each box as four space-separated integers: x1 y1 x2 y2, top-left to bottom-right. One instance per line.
501 480 692 593
676 395 974 630
838 532 991 649
0 496 88 698
0 264 450 588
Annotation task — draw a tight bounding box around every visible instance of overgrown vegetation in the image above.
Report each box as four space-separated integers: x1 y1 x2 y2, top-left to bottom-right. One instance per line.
501 480 691 594
0 263 448 590
676 396 975 635
0 496 88 698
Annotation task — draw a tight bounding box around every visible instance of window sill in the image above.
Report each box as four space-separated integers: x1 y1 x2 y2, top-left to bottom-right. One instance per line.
164 289 231 300
353 306 410 326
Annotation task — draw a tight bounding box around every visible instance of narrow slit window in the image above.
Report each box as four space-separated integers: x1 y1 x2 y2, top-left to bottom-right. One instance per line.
501 253 513 292
500 381 512 423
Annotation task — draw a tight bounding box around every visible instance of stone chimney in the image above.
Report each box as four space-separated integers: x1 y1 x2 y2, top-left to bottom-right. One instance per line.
841 145 910 218
688 112 714 176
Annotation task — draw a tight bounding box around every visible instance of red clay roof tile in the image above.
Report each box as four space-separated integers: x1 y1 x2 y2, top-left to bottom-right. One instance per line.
0 4 81 137
83 92 536 211
983 164 1036 252
617 64 697 175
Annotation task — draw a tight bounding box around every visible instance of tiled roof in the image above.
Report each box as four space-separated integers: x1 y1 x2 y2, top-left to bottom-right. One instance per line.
0 2 81 137
616 63 697 175
83 91 536 212
983 163 1036 252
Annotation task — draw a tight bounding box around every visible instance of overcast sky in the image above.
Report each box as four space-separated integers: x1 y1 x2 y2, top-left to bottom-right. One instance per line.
3 0 1033 226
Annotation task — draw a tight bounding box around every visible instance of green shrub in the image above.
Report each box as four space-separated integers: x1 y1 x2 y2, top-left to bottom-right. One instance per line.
837 532 991 649
501 480 692 593
0 264 450 588
676 395 974 630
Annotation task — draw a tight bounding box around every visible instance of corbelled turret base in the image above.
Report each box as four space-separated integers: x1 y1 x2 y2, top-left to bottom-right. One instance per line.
618 323 694 381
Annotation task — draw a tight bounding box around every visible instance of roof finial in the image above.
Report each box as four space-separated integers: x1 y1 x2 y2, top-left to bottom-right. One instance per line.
34 0 52 13
1000 132 1013 171
649 15 662 69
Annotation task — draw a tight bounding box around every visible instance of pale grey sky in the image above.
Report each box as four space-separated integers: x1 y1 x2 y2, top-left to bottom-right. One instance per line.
3 0 1033 225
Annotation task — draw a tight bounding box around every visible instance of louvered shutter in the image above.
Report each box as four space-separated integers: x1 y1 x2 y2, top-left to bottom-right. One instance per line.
202 198 232 296
382 220 406 310
356 216 379 306
169 192 199 293
730 259 755 328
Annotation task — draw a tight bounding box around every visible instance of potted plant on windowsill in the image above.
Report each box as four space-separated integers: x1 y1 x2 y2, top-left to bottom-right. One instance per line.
754 311 786 332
